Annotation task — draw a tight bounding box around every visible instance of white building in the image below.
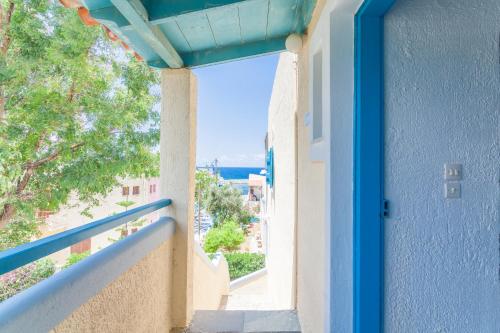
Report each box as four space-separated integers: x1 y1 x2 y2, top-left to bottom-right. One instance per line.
42 178 159 264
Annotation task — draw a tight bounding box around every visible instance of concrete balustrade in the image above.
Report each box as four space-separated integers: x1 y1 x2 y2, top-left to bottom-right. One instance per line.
192 244 230 310
0 218 176 333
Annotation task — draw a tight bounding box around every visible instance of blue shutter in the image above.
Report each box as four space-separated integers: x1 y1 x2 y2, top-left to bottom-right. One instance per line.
266 147 274 188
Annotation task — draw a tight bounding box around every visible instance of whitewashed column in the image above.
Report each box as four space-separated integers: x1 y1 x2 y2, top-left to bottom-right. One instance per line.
160 69 196 328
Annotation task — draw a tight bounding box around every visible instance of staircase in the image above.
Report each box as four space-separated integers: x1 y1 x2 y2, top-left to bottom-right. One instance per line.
185 310 301 333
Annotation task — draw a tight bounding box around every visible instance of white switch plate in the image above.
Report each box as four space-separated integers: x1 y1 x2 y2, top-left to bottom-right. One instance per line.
444 163 462 180
445 182 461 199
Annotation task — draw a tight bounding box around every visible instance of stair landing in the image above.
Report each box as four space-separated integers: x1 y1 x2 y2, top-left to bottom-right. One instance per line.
186 310 301 333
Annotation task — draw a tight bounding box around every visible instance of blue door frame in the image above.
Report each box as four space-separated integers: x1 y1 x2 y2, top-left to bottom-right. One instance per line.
353 0 396 332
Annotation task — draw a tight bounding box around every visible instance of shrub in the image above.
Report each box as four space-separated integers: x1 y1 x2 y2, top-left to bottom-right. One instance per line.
63 251 91 269
203 220 245 253
0 258 56 302
224 252 265 280
0 217 40 251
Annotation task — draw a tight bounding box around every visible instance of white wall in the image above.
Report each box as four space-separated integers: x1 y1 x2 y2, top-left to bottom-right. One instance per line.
301 1 364 332
266 51 298 310
266 0 364 332
324 1 364 332
384 0 500 331
192 244 230 310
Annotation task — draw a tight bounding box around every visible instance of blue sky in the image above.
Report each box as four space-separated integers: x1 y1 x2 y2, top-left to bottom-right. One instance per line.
193 54 279 167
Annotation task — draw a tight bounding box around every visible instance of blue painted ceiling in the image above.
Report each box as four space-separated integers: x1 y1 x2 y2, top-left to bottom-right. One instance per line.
81 0 316 68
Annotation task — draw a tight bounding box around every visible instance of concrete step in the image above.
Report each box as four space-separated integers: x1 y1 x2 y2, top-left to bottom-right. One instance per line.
186 310 301 333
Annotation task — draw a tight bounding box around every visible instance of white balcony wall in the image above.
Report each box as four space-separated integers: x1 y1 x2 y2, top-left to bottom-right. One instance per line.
0 218 175 332
52 239 174 332
192 244 230 310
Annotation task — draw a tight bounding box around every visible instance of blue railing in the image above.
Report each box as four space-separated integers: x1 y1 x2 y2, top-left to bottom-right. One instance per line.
0 198 172 275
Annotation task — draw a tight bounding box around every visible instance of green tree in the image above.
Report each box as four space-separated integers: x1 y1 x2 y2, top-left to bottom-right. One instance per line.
0 1 159 232
206 184 252 230
195 170 216 237
0 215 39 251
116 200 135 211
203 220 245 253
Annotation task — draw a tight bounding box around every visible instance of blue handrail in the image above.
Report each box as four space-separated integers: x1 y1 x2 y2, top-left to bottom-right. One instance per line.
0 198 172 275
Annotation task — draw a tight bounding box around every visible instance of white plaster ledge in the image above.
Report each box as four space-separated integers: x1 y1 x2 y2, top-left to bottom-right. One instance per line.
230 268 267 291
194 242 225 272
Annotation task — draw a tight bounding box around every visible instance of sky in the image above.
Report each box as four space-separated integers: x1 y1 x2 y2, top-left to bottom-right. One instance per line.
193 54 279 168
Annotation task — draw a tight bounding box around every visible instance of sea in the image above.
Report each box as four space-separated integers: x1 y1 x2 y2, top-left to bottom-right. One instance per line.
197 166 265 195
218 167 265 180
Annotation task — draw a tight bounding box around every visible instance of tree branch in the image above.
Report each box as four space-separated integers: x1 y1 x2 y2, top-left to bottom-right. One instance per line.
0 1 15 55
27 142 85 170
0 1 14 121
67 81 76 103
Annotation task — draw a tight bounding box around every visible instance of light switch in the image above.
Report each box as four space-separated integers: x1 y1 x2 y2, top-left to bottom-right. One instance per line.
444 163 462 180
445 182 461 199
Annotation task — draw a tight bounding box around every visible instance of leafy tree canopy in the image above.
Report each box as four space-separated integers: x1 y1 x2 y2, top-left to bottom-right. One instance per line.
195 169 217 208
0 0 160 230
203 220 245 253
206 184 252 230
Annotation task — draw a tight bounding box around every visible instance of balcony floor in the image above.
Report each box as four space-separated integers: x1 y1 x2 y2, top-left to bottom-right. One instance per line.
186 310 301 333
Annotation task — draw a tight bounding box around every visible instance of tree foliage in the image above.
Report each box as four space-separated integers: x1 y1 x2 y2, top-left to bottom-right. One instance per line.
206 184 252 230
0 214 40 250
0 1 160 230
203 220 245 253
195 169 217 209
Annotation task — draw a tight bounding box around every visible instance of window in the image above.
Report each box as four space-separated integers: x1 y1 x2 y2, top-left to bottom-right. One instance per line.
149 184 157 194
133 186 140 195
122 186 129 196
312 50 323 140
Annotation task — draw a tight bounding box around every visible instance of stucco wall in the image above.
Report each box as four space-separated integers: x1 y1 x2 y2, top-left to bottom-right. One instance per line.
294 1 363 332
266 51 298 310
294 33 327 333
160 69 197 327
384 0 500 331
192 244 230 310
52 239 173 332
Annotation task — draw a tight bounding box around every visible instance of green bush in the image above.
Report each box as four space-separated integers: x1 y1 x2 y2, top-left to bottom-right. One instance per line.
224 253 265 280
0 258 56 302
63 251 91 269
0 217 40 251
203 220 245 253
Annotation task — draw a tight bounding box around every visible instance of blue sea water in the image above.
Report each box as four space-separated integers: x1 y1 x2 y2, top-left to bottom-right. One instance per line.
218 167 264 180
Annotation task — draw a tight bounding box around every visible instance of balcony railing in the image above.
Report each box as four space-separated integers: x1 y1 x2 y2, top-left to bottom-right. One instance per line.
0 199 171 275
0 199 174 332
